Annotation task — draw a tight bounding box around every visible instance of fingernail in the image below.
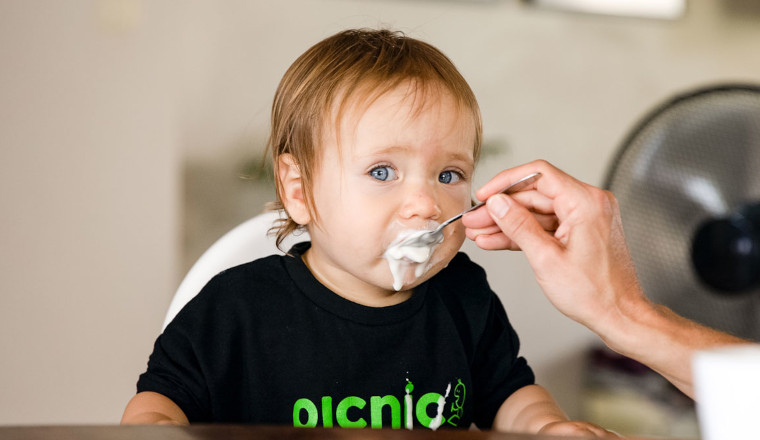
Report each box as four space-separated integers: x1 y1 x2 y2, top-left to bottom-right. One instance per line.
487 194 509 218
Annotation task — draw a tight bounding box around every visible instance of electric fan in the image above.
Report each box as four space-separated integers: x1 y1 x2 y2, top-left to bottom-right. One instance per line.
604 84 760 341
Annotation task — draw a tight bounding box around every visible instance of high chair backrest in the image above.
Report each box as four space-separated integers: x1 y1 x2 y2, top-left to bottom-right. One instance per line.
162 211 309 330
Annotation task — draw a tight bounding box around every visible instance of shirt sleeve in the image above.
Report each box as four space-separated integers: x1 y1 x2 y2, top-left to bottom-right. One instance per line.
135 278 220 422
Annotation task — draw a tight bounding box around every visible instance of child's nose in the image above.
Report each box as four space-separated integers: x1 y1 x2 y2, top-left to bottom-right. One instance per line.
399 183 442 221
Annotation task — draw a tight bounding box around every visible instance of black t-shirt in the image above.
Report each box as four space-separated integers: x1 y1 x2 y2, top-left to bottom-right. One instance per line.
137 242 534 429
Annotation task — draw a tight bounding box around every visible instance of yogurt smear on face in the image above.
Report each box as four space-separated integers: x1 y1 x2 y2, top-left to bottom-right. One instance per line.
384 229 444 291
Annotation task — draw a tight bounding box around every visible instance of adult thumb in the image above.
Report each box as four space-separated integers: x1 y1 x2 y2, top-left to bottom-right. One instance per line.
486 194 556 256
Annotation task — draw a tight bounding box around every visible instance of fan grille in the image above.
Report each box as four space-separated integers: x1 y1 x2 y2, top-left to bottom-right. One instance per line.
606 85 760 341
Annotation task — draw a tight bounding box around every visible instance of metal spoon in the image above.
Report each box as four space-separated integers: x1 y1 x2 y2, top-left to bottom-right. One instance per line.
394 172 543 247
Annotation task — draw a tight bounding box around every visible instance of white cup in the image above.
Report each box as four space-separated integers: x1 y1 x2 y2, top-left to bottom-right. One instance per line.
693 344 760 440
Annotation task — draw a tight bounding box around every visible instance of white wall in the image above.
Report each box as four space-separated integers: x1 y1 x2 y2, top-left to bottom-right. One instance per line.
1 0 759 426
0 0 181 425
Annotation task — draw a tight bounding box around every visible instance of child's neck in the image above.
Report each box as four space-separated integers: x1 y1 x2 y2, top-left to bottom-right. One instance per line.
302 249 412 307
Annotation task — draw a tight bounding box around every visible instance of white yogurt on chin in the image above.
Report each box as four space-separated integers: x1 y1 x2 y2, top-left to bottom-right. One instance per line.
384 229 444 291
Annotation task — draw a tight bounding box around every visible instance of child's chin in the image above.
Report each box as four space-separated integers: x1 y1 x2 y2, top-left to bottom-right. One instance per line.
393 268 436 291
384 248 457 291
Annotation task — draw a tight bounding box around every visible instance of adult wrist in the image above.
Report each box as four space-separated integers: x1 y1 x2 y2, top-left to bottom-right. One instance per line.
591 284 660 360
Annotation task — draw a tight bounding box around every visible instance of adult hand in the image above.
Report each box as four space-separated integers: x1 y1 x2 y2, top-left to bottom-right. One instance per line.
462 159 643 335
462 159 746 398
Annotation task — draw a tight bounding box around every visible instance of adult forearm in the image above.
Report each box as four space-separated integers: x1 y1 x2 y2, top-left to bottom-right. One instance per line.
597 295 747 399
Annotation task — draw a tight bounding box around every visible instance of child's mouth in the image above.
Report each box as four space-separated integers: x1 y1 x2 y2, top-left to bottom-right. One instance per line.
383 226 444 291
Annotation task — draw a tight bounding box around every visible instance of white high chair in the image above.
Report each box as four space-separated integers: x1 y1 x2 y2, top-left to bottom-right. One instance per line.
162 211 309 330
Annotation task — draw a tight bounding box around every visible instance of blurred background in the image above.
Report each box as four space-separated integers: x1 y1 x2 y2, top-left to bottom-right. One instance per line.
1 0 759 437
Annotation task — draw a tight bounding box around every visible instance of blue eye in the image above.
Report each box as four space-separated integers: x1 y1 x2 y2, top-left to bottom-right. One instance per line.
439 170 461 184
370 166 396 181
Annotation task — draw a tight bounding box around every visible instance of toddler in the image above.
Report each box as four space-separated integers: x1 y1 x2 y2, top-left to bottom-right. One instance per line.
122 28 612 437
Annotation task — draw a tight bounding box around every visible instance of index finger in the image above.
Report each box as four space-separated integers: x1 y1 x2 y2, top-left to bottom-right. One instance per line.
475 159 582 203
463 189 554 229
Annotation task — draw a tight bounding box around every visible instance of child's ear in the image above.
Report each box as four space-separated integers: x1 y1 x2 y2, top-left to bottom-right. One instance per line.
277 153 311 225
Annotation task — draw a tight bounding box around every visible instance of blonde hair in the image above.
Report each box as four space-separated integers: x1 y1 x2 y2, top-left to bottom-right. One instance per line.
268 28 482 249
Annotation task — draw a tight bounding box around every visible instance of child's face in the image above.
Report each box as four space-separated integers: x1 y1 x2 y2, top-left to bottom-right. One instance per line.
303 85 476 305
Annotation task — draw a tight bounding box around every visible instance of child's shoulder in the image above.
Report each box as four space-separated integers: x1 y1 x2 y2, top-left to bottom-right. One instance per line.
432 251 493 304
213 252 282 279
437 251 488 286
170 252 300 329
198 241 313 304
193 253 294 305
429 252 507 354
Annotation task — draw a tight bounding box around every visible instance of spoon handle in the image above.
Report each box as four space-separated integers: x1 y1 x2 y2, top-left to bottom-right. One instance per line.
437 172 543 231
466 171 542 214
